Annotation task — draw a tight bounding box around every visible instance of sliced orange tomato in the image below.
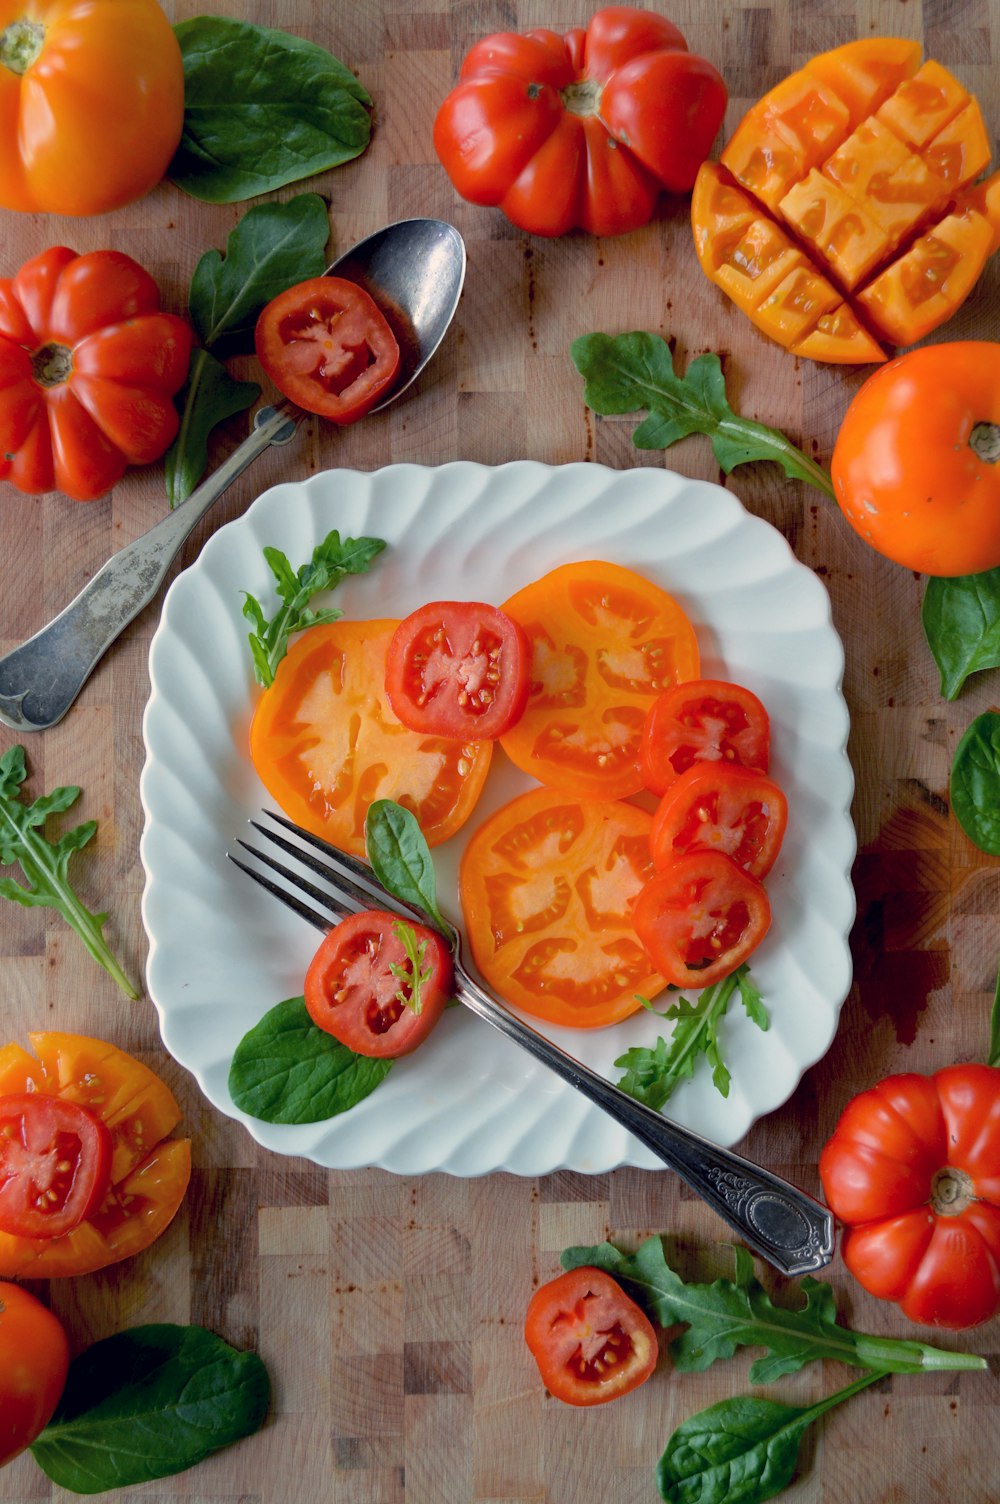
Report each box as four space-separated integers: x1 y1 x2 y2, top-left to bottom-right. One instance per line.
250 619 493 857
0 1032 190 1278
500 561 700 800
459 786 666 1029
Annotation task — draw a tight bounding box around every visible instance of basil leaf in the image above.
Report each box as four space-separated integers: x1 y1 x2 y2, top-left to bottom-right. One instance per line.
31 1324 269 1493
571 332 835 497
922 567 1000 699
165 348 260 508
228 996 391 1124
365 800 454 940
171 17 372 204
951 711 1000 854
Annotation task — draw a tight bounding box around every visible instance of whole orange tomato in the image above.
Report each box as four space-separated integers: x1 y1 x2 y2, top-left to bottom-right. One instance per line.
0 0 184 216
831 342 1000 576
0 1281 69 1466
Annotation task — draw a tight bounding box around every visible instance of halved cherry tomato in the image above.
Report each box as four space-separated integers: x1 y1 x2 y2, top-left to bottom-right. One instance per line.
304 909 453 1058
0 1093 112 1239
524 1266 657 1406
0 1032 190 1279
639 678 770 796
385 601 530 739
501 561 700 800
0 1281 69 1466
459 786 665 1028
650 763 788 880
254 276 400 423
633 850 771 987
250 619 492 858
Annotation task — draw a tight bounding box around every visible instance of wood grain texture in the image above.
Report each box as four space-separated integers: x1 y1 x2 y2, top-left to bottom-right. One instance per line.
2 1 1000 1500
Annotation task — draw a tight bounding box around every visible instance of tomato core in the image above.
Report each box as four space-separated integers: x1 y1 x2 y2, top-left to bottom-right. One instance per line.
561 78 603 117
930 1166 976 1216
31 343 72 388
971 423 1000 463
0 20 43 74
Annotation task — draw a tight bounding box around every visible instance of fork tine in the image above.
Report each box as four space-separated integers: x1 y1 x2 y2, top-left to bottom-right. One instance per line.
255 810 419 920
227 851 337 933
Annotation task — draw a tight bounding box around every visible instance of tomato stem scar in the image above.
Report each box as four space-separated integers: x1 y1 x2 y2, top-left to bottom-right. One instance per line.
31 343 73 389
970 422 1000 464
561 78 603 117
930 1166 975 1216
0 19 44 73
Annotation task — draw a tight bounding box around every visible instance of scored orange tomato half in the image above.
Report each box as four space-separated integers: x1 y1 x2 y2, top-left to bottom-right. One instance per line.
459 786 666 1028
0 1032 190 1278
250 619 493 857
500 561 700 800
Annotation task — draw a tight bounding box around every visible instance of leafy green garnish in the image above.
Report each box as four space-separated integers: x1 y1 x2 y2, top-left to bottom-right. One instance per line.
950 710 1000 855
228 995 391 1123
922 566 1000 699
615 966 767 1108
0 745 138 999
389 920 433 1014
31 1324 269 1493
165 350 260 509
365 800 454 940
570 331 835 497
243 529 386 687
170 17 372 204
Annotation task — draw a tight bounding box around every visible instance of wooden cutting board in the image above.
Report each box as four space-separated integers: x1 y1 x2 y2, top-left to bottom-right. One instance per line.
2 1 999 1501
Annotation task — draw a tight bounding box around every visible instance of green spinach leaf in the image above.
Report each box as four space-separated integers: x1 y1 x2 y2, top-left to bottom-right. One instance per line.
228 996 391 1124
31 1324 269 1493
922 567 1000 699
951 711 1000 854
165 349 260 508
171 17 372 203
365 800 454 939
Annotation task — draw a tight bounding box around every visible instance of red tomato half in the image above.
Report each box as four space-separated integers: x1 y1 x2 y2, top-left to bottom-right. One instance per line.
0 1281 70 1466
633 850 771 987
0 1092 113 1239
639 679 770 796
254 276 400 422
524 1267 657 1406
304 909 453 1058
650 763 788 880
385 601 530 739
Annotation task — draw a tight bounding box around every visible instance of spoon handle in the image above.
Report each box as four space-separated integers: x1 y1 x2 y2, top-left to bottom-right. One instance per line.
0 405 301 733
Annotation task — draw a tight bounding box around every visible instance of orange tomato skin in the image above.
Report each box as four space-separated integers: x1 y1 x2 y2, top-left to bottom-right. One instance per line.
0 1281 69 1465
831 342 1000 576
0 0 184 215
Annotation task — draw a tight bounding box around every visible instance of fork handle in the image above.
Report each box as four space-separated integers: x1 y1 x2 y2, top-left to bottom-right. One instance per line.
455 965 834 1276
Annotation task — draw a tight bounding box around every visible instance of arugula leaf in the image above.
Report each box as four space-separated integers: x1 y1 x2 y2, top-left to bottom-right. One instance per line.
389 920 432 1014
31 1324 269 1493
170 17 372 203
0 745 138 999
228 996 391 1124
165 349 260 508
922 567 1000 699
365 800 454 939
614 966 767 1108
561 1237 987 1380
243 530 386 687
950 711 1000 855
570 332 835 497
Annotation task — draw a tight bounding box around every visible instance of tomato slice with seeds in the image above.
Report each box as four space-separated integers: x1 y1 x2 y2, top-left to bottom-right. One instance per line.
501 561 700 800
524 1267 658 1407
304 908 453 1058
639 678 770 796
650 763 788 879
633 850 771 987
0 1092 112 1239
385 600 530 739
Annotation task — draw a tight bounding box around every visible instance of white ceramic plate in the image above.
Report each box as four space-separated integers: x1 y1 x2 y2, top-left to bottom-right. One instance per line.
140 461 855 1175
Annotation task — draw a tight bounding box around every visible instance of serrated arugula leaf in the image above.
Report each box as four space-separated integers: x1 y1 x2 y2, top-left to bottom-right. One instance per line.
244 529 386 686
389 920 433 1014
365 801 454 940
570 332 835 497
0 745 138 999
922 567 1000 699
228 996 391 1123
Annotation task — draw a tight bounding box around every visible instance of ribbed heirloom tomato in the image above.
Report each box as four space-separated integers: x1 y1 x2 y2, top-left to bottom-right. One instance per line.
0 1281 69 1466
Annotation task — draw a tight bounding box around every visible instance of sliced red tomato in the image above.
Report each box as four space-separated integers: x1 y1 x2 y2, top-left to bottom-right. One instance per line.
249 619 493 857
304 908 453 1058
501 561 700 800
254 275 400 422
650 763 788 880
633 850 771 988
384 600 529 739
639 678 770 796
524 1267 658 1406
0 1093 112 1239
459 786 665 1028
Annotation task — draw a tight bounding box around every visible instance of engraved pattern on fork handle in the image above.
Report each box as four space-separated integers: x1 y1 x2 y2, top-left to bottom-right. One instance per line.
453 946 835 1277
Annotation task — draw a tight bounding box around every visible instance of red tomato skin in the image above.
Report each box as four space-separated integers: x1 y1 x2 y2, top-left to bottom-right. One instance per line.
385 601 530 740
633 850 771 987
0 1092 113 1239
524 1266 657 1406
304 909 453 1059
640 679 771 796
0 1281 70 1466
434 7 727 237
650 763 788 879
0 246 192 501
820 1065 1000 1328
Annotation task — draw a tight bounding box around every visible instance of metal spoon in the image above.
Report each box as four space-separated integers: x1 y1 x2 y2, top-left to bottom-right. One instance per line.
0 217 467 733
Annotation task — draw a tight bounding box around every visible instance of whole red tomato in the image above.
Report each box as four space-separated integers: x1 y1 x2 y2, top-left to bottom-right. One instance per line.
819 1065 1000 1329
0 246 192 502
433 6 727 237
0 1281 69 1466
831 342 1000 577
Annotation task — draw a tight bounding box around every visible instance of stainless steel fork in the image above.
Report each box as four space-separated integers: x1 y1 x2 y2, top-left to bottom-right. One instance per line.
229 809 836 1276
